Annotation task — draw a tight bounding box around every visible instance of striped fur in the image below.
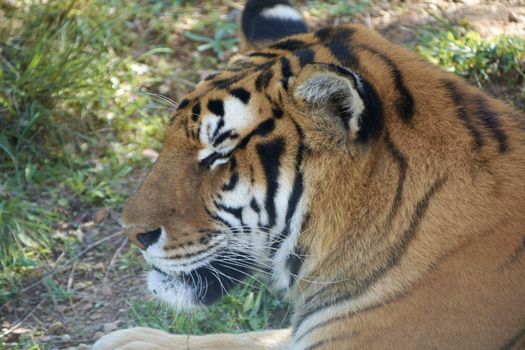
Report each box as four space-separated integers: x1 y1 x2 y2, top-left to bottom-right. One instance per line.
94 2 525 350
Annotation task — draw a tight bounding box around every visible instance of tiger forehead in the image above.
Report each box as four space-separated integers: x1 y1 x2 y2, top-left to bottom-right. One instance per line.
170 27 366 144
176 39 324 106
173 58 287 125
176 26 362 106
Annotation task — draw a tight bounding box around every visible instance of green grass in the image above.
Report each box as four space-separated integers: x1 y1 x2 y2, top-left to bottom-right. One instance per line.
0 0 180 279
414 18 525 88
186 15 239 61
0 336 42 350
307 0 371 17
129 279 290 335
0 0 244 273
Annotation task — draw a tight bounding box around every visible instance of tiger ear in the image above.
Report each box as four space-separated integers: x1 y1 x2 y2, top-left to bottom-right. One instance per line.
291 63 367 141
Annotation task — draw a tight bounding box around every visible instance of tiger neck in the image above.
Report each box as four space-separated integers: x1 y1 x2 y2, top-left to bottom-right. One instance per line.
287 121 525 345
287 132 519 334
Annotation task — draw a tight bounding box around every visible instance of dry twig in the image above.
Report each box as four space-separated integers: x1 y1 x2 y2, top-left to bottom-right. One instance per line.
0 299 45 338
102 237 129 285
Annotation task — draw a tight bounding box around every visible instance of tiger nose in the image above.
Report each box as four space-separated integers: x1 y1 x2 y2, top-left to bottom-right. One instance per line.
126 227 162 250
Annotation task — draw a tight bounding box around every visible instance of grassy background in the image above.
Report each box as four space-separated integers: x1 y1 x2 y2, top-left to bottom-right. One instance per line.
0 0 524 349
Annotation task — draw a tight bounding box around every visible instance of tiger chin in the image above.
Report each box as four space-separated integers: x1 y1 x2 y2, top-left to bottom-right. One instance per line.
93 0 525 349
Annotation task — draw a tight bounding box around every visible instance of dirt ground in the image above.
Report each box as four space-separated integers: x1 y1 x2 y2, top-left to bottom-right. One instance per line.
1 1 523 349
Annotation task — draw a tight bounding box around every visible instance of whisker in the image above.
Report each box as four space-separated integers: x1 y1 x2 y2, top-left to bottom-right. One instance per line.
140 92 179 109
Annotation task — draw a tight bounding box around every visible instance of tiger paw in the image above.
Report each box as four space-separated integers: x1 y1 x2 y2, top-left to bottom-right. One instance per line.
92 327 187 350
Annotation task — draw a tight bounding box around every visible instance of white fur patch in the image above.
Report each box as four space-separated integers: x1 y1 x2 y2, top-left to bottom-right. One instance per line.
261 4 303 21
273 176 309 292
219 179 250 207
142 228 167 263
221 98 257 140
147 270 197 311
198 97 257 166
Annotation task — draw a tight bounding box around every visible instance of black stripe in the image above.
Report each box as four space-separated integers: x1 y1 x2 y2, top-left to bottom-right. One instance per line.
294 293 403 342
442 79 484 150
227 62 256 72
160 245 219 260
315 27 358 66
205 73 219 81
207 99 224 117
178 98 190 110
238 118 275 149
270 39 307 51
327 40 356 66
230 88 251 104
287 247 305 287
325 63 384 142
212 118 225 141
271 122 305 253
213 130 238 147
315 27 355 43
250 198 260 213
357 44 414 122
221 165 239 192
255 68 274 91
211 61 275 89
294 176 446 333
327 64 359 86
253 60 276 72
314 27 334 41
204 206 232 228
284 134 404 303
272 169 303 251
214 201 244 225
500 325 525 350
191 102 201 122
200 151 230 169
280 56 293 90
294 48 314 67
256 138 285 228
472 95 508 153
383 133 408 228
294 314 345 342
357 77 385 142
213 75 245 89
272 107 284 119
249 52 279 58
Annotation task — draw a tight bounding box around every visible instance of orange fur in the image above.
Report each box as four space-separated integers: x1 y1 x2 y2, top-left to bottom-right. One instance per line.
94 24 525 350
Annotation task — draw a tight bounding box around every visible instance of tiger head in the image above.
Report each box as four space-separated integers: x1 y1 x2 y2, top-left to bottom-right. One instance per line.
121 26 390 309
120 16 522 317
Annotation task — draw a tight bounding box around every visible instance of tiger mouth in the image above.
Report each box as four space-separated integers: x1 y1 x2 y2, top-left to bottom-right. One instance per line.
149 251 256 306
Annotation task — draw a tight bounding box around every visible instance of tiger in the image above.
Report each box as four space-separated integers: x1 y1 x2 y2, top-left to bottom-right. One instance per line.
93 0 525 349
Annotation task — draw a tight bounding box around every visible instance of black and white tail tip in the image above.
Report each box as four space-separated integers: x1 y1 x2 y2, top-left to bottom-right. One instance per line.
242 0 308 45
